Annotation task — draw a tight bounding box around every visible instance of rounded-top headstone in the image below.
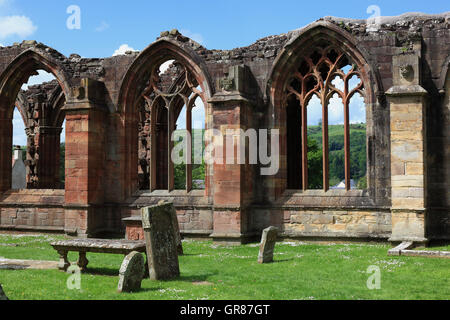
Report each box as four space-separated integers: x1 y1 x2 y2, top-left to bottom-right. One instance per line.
258 226 279 264
117 251 145 293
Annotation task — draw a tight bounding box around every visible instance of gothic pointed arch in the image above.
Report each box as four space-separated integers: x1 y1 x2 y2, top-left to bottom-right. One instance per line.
266 21 383 198
0 48 72 119
0 48 71 191
118 37 213 197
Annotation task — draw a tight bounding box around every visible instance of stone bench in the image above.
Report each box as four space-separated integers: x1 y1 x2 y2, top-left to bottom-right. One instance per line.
50 239 147 272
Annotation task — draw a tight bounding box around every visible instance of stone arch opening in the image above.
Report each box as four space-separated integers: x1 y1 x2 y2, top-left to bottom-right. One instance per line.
268 23 380 196
0 50 70 192
119 39 213 197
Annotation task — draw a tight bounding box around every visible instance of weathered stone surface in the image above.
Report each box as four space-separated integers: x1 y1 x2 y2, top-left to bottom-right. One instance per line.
118 251 145 293
0 12 449 244
141 204 180 280
0 284 8 300
0 258 58 270
388 241 415 256
158 200 183 255
258 227 279 264
50 239 146 272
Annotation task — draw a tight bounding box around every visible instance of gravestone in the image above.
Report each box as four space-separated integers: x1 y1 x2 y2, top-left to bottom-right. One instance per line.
11 147 26 190
258 227 279 264
0 284 8 300
158 200 183 255
117 251 145 293
141 203 180 280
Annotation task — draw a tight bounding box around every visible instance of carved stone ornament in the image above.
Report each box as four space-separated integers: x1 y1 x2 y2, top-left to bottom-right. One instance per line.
400 64 414 82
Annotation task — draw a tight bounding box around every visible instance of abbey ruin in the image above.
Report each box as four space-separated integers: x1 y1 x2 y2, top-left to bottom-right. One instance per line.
0 12 449 244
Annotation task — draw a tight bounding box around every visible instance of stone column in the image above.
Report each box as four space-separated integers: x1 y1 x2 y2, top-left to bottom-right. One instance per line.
38 126 63 189
63 79 107 237
386 52 428 244
208 65 255 244
0 117 13 192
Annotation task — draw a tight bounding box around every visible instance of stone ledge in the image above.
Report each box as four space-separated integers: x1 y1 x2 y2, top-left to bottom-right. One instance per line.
210 232 260 245
388 236 428 244
386 85 428 96
0 225 64 232
282 231 391 239
388 241 450 259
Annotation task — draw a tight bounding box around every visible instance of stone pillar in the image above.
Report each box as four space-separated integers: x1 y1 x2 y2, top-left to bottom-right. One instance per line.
208 65 255 244
38 126 63 189
386 52 428 244
63 79 106 237
0 117 13 192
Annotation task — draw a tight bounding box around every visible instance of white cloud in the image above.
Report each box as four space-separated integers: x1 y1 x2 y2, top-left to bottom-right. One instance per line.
159 60 174 74
174 96 205 131
192 96 205 129
328 94 344 125
95 21 109 32
349 93 366 124
61 120 66 143
113 44 137 56
13 108 27 146
307 95 322 126
180 29 204 45
0 0 10 7
307 92 366 126
21 70 55 90
0 15 37 40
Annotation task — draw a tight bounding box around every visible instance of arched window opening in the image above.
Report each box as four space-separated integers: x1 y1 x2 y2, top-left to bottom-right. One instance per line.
191 95 206 190
286 95 302 190
12 70 66 190
137 59 207 192
328 93 345 189
349 92 367 190
174 103 187 190
285 45 367 191
306 95 323 190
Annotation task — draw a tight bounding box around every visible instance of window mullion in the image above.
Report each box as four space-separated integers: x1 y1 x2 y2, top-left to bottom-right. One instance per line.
344 97 351 191
168 105 175 192
301 100 308 191
149 104 156 192
322 95 329 192
186 107 192 192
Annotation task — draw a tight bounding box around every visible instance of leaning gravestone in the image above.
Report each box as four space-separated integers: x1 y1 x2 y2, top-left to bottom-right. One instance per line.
117 251 145 293
141 203 180 280
0 284 8 300
158 200 183 255
258 227 279 264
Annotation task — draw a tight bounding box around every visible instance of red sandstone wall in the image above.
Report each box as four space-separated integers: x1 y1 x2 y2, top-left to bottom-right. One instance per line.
0 190 65 231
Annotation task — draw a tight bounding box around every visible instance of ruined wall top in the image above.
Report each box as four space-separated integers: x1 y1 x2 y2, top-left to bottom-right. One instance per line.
2 11 448 111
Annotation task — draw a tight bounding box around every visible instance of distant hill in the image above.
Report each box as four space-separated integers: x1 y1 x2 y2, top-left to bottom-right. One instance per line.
307 124 367 189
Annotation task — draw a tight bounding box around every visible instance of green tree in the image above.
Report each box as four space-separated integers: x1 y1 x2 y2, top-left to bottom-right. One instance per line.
307 138 323 189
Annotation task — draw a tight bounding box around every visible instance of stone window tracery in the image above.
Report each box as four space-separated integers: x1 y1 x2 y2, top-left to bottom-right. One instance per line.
138 60 206 191
285 45 366 191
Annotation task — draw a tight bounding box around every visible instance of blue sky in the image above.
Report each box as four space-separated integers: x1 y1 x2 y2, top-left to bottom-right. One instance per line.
1 0 448 145
0 0 448 57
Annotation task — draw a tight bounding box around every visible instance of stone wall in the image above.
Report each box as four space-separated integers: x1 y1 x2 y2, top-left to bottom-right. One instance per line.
0 12 448 242
0 190 64 231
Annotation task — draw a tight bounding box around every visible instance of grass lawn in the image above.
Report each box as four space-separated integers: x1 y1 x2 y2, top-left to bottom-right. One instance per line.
0 232 449 300
415 244 450 251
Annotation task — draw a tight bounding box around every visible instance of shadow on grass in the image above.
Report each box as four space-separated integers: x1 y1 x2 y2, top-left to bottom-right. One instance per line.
272 258 294 263
84 267 119 277
177 272 218 283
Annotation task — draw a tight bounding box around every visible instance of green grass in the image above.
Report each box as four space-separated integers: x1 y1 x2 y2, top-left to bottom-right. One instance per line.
0 233 449 300
415 244 450 252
